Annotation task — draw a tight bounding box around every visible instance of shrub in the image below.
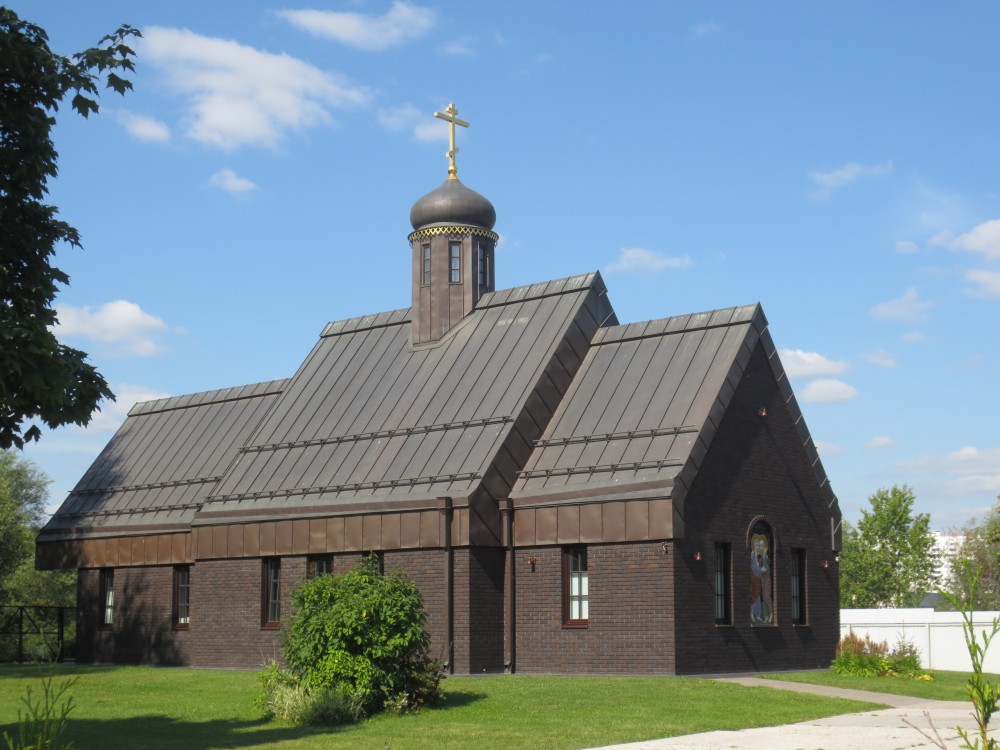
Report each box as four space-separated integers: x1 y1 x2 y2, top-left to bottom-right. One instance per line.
831 630 928 678
282 554 443 717
255 661 363 726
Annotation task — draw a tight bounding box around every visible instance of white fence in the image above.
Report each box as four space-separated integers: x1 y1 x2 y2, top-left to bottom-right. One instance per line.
841 608 1000 672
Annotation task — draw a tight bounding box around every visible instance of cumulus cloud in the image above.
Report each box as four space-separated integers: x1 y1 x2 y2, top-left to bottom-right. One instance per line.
798 378 858 403
692 21 720 36
440 36 476 56
779 349 848 378
117 110 170 142
142 27 371 150
808 160 893 198
863 349 897 368
276 2 436 51
377 104 448 141
54 300 170 356
965 269 1000 298
895 240 919 254
947 219 1000 261
865 436 895 449
209 168 257 193
901 331 927 344
815 441 844 456
871 288 933 323
605 248 694 273
899 446 1000 498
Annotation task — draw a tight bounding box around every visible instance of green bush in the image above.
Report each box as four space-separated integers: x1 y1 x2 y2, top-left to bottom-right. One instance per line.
282 554 443 718
255 661 363 726
832 630 927 678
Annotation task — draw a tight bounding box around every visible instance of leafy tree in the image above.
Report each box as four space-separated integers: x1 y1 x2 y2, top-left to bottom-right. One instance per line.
840 484 939 608
1 8 141 449
944 499 1000 610
281 555 442 717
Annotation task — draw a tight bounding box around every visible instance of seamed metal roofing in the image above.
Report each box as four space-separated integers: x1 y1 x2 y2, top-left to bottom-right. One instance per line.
41 380 287 538
510 303 838 516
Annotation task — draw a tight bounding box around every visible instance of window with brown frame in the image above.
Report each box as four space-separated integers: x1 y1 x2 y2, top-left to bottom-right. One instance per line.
713 543 732 625
563 547 589 627
262 558 281 629
99 568 114 629
307 555 333 578
173 565 190 629
791 548 807 624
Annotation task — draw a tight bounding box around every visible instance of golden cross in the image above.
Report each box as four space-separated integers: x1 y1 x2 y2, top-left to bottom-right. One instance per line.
434 102 470 179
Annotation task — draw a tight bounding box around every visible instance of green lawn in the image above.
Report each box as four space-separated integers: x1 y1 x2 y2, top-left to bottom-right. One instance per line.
760 669 994 701
0 665 882 750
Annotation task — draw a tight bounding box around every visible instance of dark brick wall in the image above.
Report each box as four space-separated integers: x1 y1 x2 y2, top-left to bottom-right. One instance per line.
513 542 676 674
672 344 840 674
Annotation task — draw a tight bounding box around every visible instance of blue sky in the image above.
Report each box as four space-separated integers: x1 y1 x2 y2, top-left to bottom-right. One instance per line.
11 1 1000 530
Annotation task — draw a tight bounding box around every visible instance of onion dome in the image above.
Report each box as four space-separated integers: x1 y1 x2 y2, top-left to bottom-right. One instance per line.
410 177 497 231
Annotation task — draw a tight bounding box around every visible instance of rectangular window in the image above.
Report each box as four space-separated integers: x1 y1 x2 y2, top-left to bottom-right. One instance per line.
449 242 461 283
477 243 489 292
421 245 431 286
791 549 806 624
307 555 333 578
173 565 190 629
563 548 589 627
99 568 115 628
262 558 281 628
713 543 731 625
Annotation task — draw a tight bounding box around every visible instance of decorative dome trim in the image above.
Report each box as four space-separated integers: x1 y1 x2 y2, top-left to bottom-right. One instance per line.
408 224 499 243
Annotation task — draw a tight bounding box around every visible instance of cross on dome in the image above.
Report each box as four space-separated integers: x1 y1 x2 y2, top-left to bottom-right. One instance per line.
434 102 469 180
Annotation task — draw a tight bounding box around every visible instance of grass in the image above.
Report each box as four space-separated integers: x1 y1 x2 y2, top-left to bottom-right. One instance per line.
0 664 882 750
760 668 997 701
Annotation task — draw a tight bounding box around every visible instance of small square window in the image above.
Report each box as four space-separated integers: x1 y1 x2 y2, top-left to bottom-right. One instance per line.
307 555 333 578
563 548 589 627
262 558 281 628
173 565 190 629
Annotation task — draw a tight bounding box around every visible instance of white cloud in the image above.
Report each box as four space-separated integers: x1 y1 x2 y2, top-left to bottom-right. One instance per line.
965 269 1000 298
808 160 893 197
117 110 170 142
276 2 436 51
54 300 170 356
815 441 844 456
871 288 933 323
798 378 858 403
692 21 720 37
84 383 174 433
901 331 927 344
779 349 848 378
376 104 448 142
895 240 919 254
209 168 257 193
899 446 1000 498
605 248 694 273
142 27 371 150
440 36 476 56
947 219 1000 261
863 349 897 368
865 436 895 449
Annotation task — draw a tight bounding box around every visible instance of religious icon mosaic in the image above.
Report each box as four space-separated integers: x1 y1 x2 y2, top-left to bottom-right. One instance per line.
748 519 773 625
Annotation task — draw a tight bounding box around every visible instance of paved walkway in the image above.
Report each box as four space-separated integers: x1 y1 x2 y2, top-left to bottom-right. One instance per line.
587 677 995 750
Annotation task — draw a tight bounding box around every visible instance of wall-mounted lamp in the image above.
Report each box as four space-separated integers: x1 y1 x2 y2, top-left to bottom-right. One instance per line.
527 556 538 572
758 407 768 417
820 560 830 569
661 542 669 555
692 551 702 562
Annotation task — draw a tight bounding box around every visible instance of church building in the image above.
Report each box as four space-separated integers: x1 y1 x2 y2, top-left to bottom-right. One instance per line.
37 105 842 674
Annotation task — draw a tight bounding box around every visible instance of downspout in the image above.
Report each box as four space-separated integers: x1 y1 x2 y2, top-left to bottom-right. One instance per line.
502 498 516 674
439 496 454 674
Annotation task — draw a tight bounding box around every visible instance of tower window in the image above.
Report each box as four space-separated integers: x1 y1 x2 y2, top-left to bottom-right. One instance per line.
449 242 461 284
478 242 491 293
421 245 431 286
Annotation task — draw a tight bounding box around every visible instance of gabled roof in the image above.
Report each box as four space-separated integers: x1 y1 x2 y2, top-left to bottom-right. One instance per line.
510 303 838 528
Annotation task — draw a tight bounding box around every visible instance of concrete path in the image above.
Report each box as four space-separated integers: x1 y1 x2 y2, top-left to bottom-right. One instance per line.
587 677 996 750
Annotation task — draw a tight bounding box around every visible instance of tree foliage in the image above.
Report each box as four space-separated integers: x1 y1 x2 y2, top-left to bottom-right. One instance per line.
839 484 939 608
0 8 141 449
944 500 1000 610
282 555 442 717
